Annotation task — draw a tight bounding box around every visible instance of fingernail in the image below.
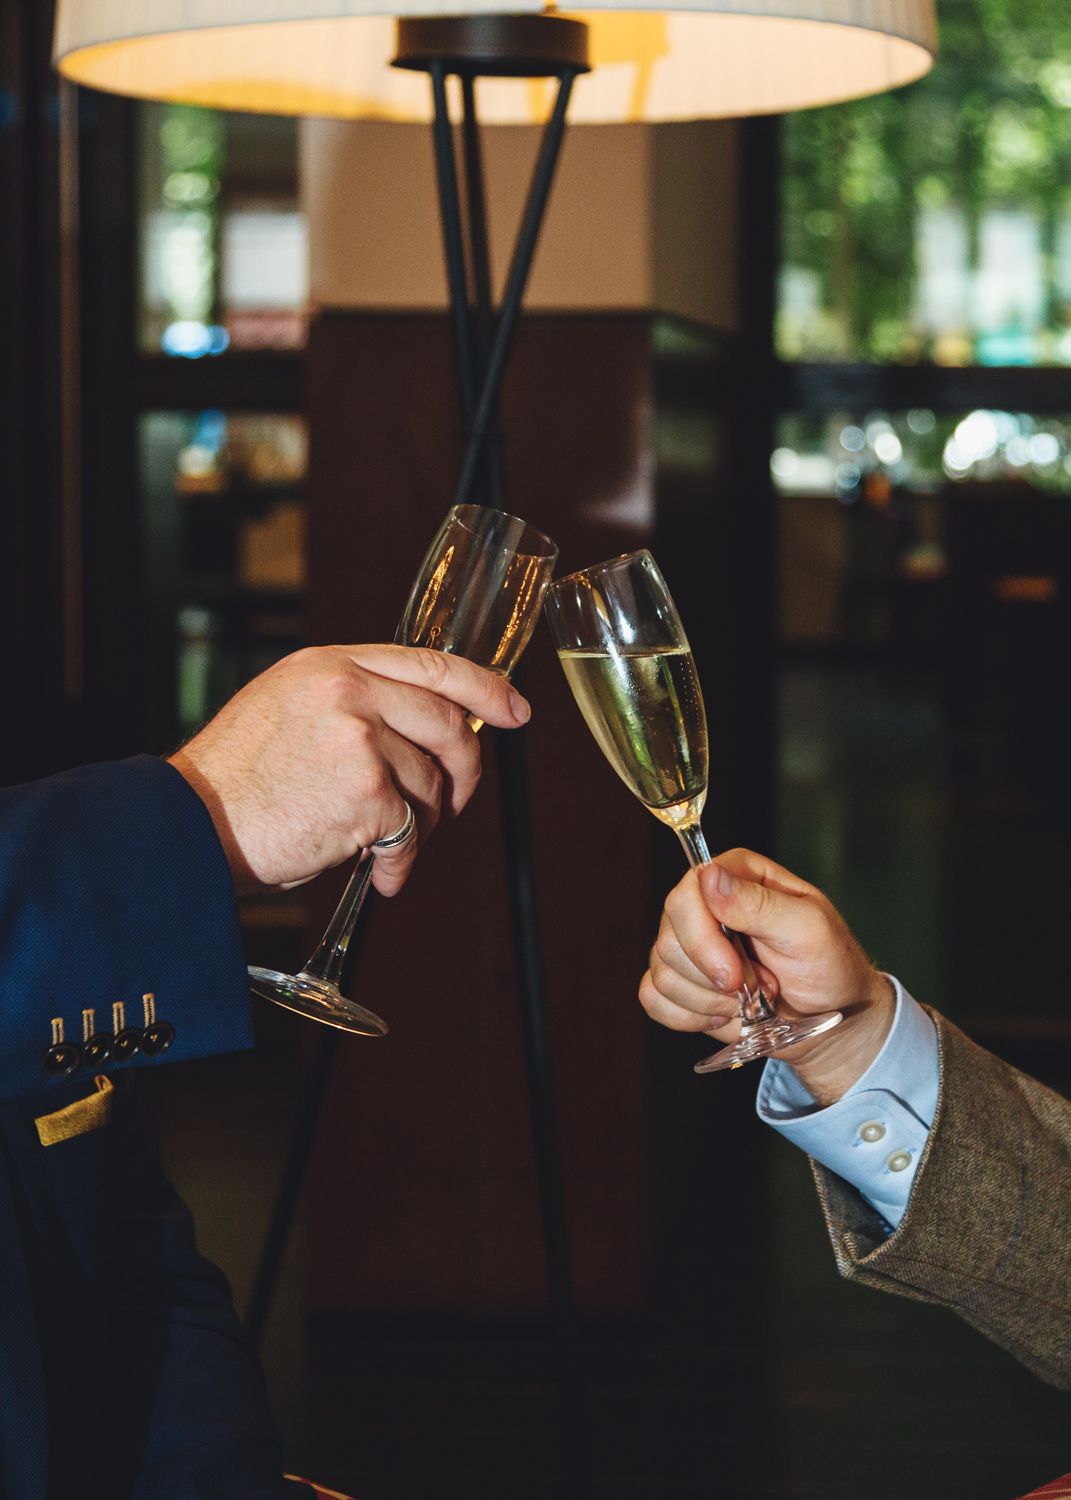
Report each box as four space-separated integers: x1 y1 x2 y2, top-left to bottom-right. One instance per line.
707 1015 734 1032
717 865 736 897
509 688 531 724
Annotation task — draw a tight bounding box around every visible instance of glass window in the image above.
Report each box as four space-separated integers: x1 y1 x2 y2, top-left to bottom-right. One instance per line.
779 0 1071 365
774 407 1071 1023
139 411 308 750
139 105 308 357
774 408 1069 646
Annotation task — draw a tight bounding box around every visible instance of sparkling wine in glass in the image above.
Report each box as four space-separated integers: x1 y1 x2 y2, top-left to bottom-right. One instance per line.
248 504 558 1035
545 548 842 1072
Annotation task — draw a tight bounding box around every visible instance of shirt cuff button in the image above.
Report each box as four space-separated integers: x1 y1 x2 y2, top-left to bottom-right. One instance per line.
859 1120 886 1143
887 1150 912 1172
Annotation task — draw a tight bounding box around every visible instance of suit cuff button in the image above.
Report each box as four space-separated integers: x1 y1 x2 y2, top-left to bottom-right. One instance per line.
140 1021 176 1058
82 1033 112 1067
42 1019 80 1076
111 1029 142 1062
42 1043 81 1077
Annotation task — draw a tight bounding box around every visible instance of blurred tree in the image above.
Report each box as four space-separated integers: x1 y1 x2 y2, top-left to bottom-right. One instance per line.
779 0 1071 363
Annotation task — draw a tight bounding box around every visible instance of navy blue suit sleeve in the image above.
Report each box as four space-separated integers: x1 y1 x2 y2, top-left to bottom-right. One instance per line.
0 756 254 1103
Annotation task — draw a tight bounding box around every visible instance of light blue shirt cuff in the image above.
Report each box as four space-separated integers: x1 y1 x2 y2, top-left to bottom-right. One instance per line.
756 979 939 1230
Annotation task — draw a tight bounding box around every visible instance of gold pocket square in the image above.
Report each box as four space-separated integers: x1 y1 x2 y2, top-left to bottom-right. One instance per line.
35 1075 113 1146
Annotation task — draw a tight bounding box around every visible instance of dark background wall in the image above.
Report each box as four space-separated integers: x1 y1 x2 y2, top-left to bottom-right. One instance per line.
299 310 773 1316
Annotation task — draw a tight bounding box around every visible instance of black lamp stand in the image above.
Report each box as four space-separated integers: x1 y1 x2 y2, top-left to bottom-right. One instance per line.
403 23 590 1489
249 16 591 1493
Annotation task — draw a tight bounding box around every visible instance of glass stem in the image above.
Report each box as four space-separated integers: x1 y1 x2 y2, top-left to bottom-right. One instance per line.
677 821 712 870
674 820 777 1026
302 855 376 989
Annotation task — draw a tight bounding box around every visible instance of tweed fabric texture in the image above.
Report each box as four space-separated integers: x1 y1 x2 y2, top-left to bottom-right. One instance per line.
811 1009 1071 1389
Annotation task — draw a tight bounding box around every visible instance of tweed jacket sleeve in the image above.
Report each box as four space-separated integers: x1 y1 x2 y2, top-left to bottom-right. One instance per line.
811 1009 1071 1390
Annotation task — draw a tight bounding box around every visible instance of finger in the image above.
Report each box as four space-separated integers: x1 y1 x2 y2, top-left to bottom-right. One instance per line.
379 732 444 840
696 859 823 959
329 726 433 897
713 847 820 899
370 817 419 895
648 945 739 1021
752 960 781 1001
358 785 418 898
639 970 737 1033
357 775 419 898
651 911 722 989
358 673 483 816
341 644 531 730
701 1013 743 1044
663 871 747 991
369 732 446 896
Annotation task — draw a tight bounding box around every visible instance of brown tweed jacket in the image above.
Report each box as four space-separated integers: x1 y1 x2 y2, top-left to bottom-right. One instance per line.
811 1008 1071 1389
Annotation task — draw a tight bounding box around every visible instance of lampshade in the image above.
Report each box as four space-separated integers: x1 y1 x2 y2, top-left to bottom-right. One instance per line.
54 0 936 124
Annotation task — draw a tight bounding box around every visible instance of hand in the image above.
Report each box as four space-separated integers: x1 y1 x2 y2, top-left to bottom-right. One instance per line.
169 643 530 899
639 849 895 1104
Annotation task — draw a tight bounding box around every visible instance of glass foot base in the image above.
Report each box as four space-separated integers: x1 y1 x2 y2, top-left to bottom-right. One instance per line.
247 967 388 1037
695 1010 843 1074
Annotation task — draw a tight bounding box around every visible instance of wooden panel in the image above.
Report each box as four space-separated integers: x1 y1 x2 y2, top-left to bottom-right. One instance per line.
303 312 655 1316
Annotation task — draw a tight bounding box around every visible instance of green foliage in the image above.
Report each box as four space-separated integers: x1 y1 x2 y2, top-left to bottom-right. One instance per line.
779 0 1071 362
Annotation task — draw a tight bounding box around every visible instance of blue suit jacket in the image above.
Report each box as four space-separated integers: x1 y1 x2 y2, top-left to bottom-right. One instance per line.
0 756 311 1500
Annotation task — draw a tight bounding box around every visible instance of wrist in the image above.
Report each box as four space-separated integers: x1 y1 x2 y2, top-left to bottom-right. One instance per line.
777 970 897 1107
168 750 259 898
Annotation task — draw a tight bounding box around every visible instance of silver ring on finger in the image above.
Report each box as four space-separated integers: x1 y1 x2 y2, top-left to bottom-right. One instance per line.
373 801 416 851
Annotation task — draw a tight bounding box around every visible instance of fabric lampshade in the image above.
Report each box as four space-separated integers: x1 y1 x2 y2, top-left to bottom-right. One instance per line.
54 0 937 124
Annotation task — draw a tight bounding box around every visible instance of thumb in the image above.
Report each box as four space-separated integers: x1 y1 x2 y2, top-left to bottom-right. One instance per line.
697 861 814 956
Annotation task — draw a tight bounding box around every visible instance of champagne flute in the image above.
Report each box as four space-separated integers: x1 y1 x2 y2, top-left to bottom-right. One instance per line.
248 504 558 1035
544 549 842 1072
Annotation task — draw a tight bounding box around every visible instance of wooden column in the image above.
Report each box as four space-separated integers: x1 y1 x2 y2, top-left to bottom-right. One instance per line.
304 312 655 1314
298 111 768 1319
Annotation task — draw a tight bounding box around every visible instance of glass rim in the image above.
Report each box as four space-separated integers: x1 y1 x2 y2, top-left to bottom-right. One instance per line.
450 503 558 562
547 549 654 595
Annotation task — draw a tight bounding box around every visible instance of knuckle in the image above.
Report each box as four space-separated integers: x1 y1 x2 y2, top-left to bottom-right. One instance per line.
333 665 366 705
424 759 444 802
653 931 676 967
307 668 358 718
350 752 393 800
300 646 345 688
371 766 397 802
345 714 380 756
814 893 838 925
441 698 469 740
737 878 763 914
414 646 450 692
